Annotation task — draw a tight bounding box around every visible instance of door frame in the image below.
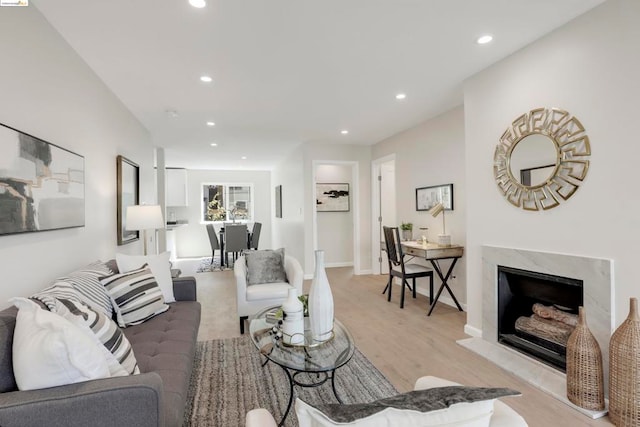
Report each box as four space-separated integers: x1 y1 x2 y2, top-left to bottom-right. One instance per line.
311 160 360 273
371 154 396 275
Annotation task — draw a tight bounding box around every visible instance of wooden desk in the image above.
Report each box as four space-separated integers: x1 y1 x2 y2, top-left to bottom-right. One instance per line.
400 241 464 316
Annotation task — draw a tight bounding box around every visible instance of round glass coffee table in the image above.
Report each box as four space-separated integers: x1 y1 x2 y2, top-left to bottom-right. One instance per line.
249 306 355 426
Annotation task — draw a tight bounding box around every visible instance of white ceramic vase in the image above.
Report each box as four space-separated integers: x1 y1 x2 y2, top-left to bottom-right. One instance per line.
308 250 334 342
281 288 304 345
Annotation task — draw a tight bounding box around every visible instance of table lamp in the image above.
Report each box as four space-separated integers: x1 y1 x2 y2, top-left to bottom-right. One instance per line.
126 205 164 255
429 202 451 246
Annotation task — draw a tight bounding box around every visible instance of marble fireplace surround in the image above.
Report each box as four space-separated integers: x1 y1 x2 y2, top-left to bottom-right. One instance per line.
459 245 613 418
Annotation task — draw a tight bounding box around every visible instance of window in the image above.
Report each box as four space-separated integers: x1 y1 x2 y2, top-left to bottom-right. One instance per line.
202 183 253 222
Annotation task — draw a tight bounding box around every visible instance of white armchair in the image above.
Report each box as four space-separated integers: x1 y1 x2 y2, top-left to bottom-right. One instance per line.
235 253 304 334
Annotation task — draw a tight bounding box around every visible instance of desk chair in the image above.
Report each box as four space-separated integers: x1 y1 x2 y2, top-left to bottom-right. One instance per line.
224 224 248 266
382 226 434 309
205 224 220 267
250 222 262 250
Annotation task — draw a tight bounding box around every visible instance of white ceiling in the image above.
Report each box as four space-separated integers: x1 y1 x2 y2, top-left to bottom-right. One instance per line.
33 0 604 170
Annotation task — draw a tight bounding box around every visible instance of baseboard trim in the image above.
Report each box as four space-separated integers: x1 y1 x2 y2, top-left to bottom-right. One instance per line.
325 262 354 268
463 324 482 337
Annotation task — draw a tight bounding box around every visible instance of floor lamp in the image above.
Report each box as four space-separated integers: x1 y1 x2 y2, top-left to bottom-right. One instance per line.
126 205 164 255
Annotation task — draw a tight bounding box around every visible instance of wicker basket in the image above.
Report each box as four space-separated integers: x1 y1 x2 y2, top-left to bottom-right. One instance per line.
566 306 605 410
609 297 640 426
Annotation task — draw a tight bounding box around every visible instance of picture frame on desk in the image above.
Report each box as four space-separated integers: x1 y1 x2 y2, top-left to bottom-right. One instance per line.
416 183 453 211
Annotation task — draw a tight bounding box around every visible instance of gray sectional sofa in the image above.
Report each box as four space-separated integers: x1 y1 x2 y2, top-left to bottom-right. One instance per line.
0 264 201 427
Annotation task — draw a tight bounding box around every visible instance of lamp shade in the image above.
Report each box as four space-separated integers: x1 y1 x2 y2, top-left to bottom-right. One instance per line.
126 205 164 231
429 202 445 217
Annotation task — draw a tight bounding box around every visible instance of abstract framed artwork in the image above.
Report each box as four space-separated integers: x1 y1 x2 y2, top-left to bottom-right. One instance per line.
0 122 85 236
275 185 282 218
316 183 350 212
416 183 454 211
116 155 139 245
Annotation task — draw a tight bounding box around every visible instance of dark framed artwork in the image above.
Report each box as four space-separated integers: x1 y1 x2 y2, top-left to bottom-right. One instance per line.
416 183 454 211
316 183 350 212
275 185 282 218
117 155 139 245
0 122 85 236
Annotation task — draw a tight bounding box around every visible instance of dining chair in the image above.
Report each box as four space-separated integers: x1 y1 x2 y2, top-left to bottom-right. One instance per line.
224 224 248 266
205 224 220 267
382 226 434 308
250 222 262 250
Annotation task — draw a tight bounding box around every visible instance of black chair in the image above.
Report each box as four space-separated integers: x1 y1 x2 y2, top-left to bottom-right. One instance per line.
206 224 220 267
382 226 434 309
250 222 262 250
224 224 248 266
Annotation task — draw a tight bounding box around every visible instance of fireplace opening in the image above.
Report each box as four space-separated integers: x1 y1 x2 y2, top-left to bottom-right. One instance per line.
497 266 583 371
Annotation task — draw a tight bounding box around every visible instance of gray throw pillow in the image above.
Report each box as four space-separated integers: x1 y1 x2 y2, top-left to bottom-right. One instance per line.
245 248 287 286
303 386 521 423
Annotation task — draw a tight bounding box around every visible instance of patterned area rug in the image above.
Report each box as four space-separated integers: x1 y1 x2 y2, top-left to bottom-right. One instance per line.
196 256 223 272
182 336 398 427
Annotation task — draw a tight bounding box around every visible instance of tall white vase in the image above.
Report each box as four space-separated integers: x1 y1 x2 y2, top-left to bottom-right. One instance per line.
308 250 334 342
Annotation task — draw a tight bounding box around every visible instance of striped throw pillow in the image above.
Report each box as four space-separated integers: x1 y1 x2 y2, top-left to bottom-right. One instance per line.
52 261 114 317
54 298 139 376
31 282 82 311
101 266 169 327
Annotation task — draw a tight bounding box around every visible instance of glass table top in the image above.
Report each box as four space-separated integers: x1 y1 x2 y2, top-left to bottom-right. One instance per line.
249 306 355 373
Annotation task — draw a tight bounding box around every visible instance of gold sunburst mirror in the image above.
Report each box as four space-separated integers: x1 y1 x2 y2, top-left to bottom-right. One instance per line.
493 107 591 211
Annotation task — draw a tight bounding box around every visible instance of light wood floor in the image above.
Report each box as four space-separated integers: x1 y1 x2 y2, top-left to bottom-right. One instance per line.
190 265 612 427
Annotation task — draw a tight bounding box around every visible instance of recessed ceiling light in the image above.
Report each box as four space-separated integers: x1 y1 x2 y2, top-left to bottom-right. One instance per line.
206 121 215 126
189 0 206 8
341 130 349 135
210 143 217 147
200 75 213 83
241 156 247 160
477 35 493 45
396 93 406 100
165 109 178 118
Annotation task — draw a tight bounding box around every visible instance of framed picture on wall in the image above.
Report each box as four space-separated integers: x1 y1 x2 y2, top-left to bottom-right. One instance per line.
275 185 282 218
0 122 85 235
117 155 139 245
316 183 350 212
416 183 453 211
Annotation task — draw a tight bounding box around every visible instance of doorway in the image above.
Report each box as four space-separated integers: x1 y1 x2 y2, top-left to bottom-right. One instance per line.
371 155 396 275
312 162 357 270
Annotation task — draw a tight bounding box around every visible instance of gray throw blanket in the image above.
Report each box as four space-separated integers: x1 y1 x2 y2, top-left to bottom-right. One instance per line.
304 386 521 423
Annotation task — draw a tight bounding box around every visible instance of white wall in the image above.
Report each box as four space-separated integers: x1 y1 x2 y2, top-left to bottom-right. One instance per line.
315 164 354 267
0 7 154 308
171 169 272 258
464 0 640 331
372 106 467 303
271 146 306 268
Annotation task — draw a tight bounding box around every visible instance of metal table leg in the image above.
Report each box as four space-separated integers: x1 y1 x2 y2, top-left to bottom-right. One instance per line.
277 366 295 427
427 257 463 316
330 369 343 403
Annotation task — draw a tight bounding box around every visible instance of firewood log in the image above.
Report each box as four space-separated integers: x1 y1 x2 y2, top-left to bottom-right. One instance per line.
515 315 575 347
532 303 578 327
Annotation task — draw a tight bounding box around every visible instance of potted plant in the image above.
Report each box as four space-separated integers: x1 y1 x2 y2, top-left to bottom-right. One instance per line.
400 222 413 241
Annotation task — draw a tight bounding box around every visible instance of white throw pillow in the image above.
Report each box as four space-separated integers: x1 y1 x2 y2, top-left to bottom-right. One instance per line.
116 251 175 303
10 297 110 391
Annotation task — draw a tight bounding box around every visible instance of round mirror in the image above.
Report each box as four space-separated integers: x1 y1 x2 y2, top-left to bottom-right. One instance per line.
493 107 591 211
508 134 558 187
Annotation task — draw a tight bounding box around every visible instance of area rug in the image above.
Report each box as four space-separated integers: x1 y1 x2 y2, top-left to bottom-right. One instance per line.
182 336 398 427
196 256 223 272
